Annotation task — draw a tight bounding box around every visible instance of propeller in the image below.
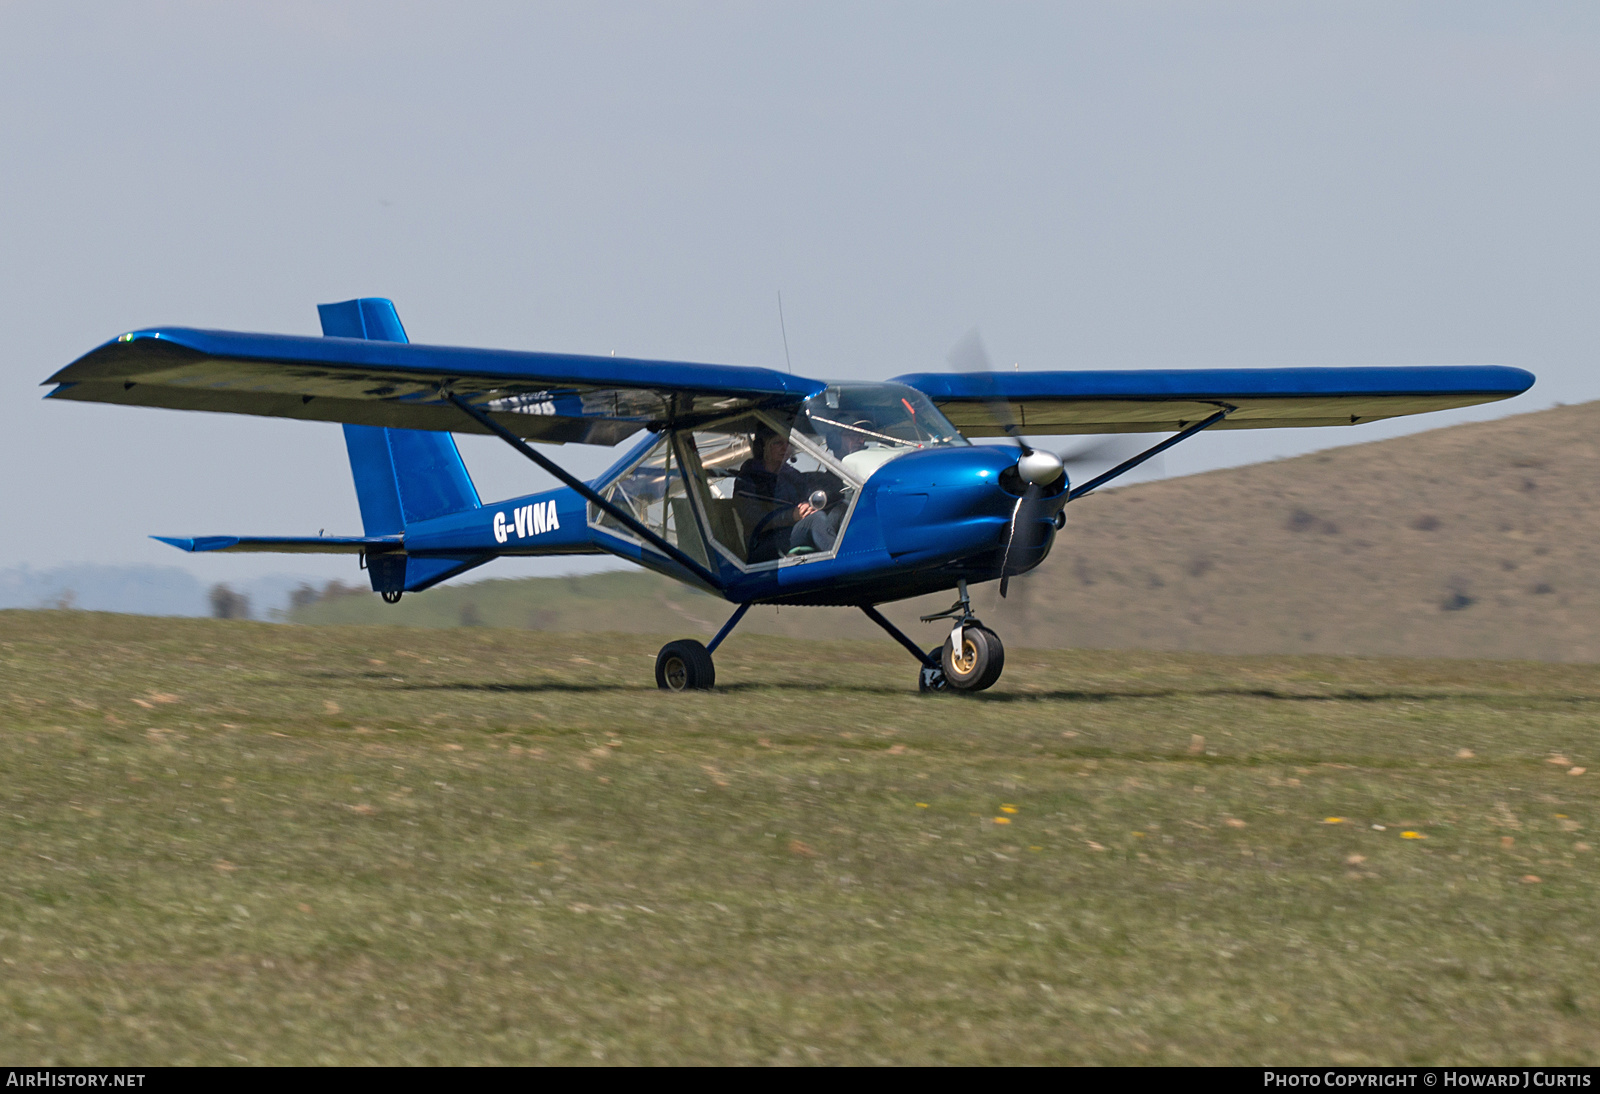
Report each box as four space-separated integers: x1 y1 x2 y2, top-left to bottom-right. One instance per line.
947 330 1058 597
947 331 1164 597
997 454 1057 597
946 329 1024 451
1058 435 1160 473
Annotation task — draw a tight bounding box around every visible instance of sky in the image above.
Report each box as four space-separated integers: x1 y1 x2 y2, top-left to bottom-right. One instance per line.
1 1 1596 589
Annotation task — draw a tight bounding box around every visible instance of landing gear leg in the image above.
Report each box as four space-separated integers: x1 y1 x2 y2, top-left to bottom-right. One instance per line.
919 579 1005 692
656 603 749 692
858 605 947 692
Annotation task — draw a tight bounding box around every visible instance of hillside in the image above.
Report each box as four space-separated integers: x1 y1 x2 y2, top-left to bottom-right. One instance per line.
1027 400 1600 661
293 401 1600 661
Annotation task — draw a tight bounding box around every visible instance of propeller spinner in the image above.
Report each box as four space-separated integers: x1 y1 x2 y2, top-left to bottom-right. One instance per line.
1017 448 1064 486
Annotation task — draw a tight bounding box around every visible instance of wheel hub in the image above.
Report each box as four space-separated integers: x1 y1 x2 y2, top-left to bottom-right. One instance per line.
663 655 687 690
951 639 979 675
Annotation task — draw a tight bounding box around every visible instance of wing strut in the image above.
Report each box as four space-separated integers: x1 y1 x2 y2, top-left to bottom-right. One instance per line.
446 393 725 592
1066 406 1233 502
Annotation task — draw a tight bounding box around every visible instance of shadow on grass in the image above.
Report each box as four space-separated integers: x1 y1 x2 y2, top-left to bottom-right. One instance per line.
394 681 656 695
395 680 917 697
962 687 1600 705
373 678 1600 705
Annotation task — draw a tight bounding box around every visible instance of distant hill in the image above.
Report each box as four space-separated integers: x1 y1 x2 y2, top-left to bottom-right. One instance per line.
1014 399 1600 661
291 570 733 633
0 565 333 620
291 401 1600 662
0 565 207 616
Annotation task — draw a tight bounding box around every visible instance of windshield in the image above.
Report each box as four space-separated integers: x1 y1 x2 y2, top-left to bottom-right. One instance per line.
797 383 967 473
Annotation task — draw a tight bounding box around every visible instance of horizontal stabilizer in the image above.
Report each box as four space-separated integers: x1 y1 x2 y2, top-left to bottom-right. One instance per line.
154 534 402 555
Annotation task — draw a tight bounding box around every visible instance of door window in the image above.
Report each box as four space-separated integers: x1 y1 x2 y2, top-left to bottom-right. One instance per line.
589 435 712 569
686 413 854 567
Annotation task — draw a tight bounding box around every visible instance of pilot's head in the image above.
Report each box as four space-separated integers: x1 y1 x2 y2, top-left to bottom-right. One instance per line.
838 421 872 455
753 426 790 470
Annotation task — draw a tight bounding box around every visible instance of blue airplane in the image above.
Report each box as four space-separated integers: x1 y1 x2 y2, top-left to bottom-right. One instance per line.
45 298 1534 692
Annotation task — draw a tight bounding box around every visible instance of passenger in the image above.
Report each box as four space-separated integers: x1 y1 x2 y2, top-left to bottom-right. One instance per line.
734 427 842 561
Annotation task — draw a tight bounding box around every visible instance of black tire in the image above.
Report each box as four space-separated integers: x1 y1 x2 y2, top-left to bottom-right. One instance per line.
970 628 1006 691
918 647 949 693
941 626 1005 692
656 639 716 691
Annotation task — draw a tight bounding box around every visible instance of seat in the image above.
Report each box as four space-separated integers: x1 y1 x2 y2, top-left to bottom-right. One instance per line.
702 498 749 563
667 498 713 569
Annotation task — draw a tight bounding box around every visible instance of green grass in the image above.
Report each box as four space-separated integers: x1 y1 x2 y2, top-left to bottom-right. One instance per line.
3 609 1600 1064
288 568 723 632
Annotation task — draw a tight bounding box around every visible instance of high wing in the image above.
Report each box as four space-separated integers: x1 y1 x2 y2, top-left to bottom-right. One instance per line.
45 328 825 445
893 366 1535 436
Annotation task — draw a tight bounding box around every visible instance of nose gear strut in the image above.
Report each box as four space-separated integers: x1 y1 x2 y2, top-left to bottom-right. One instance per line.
915 578 1007 692
857 579 1007 693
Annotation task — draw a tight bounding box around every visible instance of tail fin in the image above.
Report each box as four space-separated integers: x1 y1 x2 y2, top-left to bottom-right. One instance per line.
317 298 481 535
320 299 487 595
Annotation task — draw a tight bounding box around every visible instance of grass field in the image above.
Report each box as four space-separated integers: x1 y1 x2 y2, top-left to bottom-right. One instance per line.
3 609 1599 1064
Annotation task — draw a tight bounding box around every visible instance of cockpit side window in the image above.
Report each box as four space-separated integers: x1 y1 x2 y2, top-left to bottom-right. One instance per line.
588 434 713 569
684 411 857 568
591 388 958 571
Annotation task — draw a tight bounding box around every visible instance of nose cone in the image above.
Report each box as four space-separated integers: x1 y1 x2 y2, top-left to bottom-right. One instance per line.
1017 449 1064 486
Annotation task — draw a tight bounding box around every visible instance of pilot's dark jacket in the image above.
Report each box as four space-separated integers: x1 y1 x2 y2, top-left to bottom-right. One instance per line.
734 458 805 562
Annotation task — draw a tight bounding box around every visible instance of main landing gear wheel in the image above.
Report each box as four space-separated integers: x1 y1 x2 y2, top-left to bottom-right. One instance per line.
656 639 716 691
918 647 949 693
381 591 403 604
941 626 1005 692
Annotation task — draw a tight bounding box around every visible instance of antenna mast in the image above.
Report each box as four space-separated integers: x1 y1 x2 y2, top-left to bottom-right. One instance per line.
777 291 793 374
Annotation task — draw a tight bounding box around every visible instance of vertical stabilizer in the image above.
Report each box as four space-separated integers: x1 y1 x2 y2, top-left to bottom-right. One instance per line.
318 298 481 535
320 298 487 595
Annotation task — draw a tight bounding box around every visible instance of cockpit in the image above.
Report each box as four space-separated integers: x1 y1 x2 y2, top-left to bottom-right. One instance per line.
795 382 968 479
589 382 968 572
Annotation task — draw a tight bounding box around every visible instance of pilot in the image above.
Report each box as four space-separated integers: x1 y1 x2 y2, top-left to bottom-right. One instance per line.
735 426 842 561
832 419 873 458
834 418 898 483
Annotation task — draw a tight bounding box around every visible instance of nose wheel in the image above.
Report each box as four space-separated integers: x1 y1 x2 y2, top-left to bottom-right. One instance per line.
862 579 1008 694
939 624 1005 691
918 579 1006 692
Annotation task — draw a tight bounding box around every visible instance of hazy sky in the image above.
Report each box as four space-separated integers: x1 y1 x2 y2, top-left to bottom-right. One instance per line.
2 1 1595 587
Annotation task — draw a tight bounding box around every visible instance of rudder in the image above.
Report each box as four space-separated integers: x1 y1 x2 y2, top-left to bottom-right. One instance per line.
318 298 481 536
